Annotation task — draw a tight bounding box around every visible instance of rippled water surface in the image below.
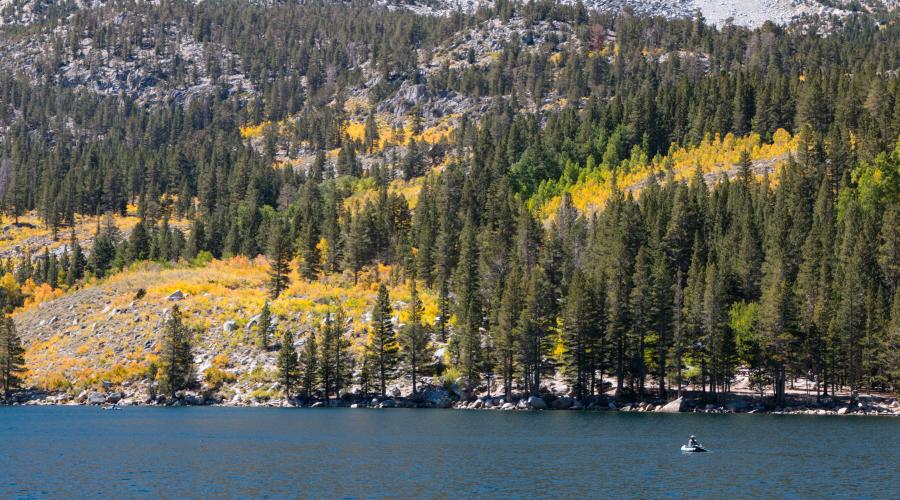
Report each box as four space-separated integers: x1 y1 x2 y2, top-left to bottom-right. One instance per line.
1 406 897 498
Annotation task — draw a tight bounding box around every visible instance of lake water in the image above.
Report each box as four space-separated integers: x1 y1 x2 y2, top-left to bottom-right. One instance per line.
1 407 897 498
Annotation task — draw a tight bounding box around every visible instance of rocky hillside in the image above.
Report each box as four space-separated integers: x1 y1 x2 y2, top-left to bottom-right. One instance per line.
12 257 446 405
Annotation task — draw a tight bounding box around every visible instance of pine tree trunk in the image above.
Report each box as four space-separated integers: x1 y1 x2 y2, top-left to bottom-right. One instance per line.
658 328 667 399
638 332 645 399
774 365 786 405
380 352 386 398
411 353 417 395
616 335 624 393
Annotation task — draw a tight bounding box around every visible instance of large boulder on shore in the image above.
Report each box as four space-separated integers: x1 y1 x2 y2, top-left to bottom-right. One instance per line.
552 396 574 409
527 396 548 410
86 392 107 405
422 388 453 408
658 397 687 413
448 381 470 401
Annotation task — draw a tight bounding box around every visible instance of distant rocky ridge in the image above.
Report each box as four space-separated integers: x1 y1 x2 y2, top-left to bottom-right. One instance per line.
3 0 896 28
1 0 894 118
387 0 898 27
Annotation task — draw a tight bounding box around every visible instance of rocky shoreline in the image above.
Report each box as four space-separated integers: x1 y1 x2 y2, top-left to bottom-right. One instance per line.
5 388 899 417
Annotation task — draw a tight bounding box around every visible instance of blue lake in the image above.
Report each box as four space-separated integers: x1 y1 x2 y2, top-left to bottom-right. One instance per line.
1 406 897 498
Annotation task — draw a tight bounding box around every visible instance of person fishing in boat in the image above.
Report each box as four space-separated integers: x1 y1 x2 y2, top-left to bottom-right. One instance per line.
687 435 699 448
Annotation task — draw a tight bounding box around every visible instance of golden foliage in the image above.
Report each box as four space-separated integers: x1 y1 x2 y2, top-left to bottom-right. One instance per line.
342 114 456 153
21 281 64 308
539 130 798 218
239 120 272 139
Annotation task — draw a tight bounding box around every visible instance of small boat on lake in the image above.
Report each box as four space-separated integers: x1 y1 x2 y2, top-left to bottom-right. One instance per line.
681 435 707 452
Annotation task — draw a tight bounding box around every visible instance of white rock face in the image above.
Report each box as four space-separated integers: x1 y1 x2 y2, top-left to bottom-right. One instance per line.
659 397 687 413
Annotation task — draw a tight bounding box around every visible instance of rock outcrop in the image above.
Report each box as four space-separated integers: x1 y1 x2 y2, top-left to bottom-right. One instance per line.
658 397 688 413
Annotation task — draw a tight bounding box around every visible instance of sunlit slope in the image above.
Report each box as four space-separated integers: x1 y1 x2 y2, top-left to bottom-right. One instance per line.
14 257 436 395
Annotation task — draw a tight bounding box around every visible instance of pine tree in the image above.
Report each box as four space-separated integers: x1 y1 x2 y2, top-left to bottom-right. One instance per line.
184 217 206 260
299 331 318 400
297 181 321 281
494 269 521 399
257 302 273 350
829 201 868 399
795 78 830 132
336 143 360 177
267 218 293 299
321 193 344 274
519 266 554 396
683 240 706 390
605 207 634 395
364 113 379 154
737 150 753 185
318 311 340 399
159 305 194 399
702 262 728 398
435 279 452 342
0 315 26 399
669 268 685 397
127 220 151 262
628 247 652 397
277 329 300 399
343 209 369 284
47 254 59 289
88 218 119 278
330 307 353 398
67 233 86 286
665 184 693 274
454 213 482 389
759 247 793 405
736 205 762 299
371 283 399 397
647 240 674 398
400 277 430 394
38 247 51 284
563 272 599 401
358 335 376 396
795 178 834 395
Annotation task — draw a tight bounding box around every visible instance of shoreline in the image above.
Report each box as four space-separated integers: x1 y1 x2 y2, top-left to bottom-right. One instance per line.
5 391 899 417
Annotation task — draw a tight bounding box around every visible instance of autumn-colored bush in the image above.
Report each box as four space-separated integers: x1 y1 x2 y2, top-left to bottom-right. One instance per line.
205 366 238 389
39 372 72 392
